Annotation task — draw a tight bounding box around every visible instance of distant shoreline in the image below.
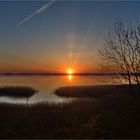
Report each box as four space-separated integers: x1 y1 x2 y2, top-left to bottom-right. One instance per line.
0 72 140 76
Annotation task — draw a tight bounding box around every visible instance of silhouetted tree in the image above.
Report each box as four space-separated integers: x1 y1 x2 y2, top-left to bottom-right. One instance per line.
99 20 140 87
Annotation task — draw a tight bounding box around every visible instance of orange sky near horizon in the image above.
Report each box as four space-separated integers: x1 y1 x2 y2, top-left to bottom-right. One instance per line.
0 40 100 73
0 58 99 73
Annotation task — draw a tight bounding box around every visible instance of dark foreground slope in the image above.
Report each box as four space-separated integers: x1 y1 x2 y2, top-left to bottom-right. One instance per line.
0 85 140 138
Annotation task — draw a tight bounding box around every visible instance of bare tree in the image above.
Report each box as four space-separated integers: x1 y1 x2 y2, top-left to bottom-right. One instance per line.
99 20 140 87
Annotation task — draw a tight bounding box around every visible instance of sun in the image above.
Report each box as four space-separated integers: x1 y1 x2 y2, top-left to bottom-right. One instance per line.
66 68 74 75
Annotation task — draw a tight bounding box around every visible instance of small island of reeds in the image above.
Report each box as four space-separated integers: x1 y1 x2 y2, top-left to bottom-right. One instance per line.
55 84 140 98
0 86 36 98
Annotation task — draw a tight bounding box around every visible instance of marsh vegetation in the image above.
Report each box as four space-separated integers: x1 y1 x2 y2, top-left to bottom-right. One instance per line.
0 86 36 98
0 84 140 138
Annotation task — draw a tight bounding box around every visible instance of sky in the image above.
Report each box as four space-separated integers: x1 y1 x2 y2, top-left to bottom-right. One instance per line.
1 0 140 73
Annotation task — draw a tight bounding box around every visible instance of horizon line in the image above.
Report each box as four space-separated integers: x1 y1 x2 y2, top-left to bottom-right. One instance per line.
0 72 140 76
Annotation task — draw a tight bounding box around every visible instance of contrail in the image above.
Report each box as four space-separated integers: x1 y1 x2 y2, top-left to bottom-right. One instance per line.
16 0 55 29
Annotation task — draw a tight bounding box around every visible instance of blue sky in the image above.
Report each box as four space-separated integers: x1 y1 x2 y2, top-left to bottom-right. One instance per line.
1 1 140 72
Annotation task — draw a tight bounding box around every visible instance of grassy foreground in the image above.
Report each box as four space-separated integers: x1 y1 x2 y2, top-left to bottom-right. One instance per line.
0 85 140 138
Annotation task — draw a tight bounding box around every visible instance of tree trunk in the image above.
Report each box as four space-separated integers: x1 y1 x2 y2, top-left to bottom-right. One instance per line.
134 74 140 88
127 71 135 97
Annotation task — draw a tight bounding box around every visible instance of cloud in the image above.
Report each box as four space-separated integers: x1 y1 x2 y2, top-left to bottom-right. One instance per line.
16 0 55 29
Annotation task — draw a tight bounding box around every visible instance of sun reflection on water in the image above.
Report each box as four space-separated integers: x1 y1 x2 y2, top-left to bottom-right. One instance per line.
67 74 73 82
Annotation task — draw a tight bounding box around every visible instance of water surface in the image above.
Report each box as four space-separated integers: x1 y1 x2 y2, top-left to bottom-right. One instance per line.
0 75 117 104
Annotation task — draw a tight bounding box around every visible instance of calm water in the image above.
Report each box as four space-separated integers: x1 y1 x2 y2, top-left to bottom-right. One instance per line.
0 75 118 104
